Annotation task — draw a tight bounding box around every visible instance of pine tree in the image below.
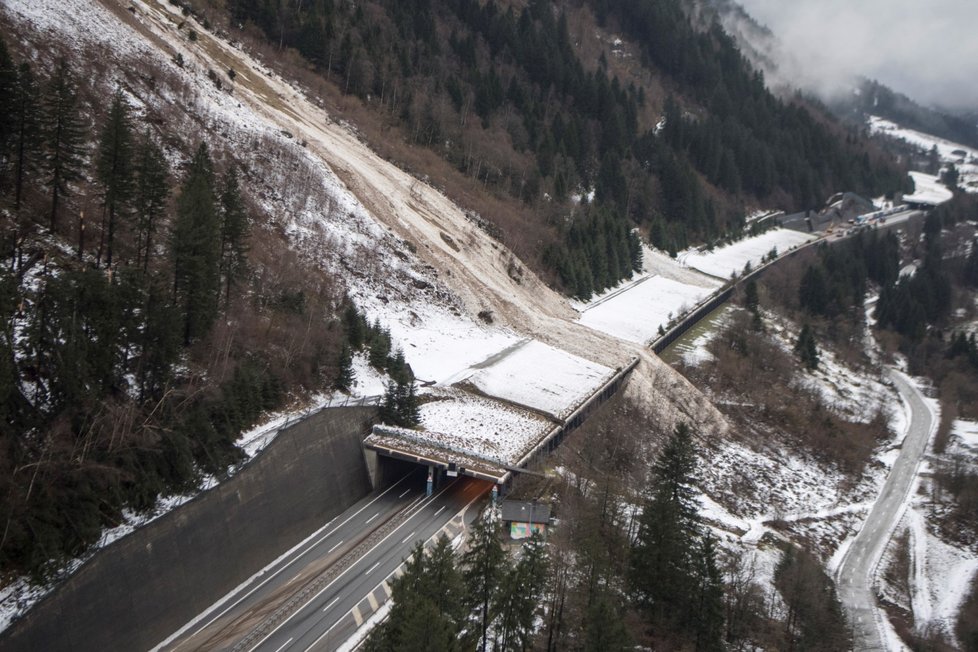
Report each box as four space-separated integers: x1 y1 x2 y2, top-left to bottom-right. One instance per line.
136 279 180 402
96 89 134 268
494 532 549 651
691 533 725 652
10 62 41 212
334 344 354 392
794 324 819 371
583 594 631 652
365 537 463 652
132 130 169 274
631 421 701 626
0 38 20 192
171 142 220 345
219 165 249 307
798 264 828 316
462 515 506 652
41 57 87 233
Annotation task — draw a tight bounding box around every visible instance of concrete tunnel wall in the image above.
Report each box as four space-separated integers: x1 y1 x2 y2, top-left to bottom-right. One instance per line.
0 406 377 652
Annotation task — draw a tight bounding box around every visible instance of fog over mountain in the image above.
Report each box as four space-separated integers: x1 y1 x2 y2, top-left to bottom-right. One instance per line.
735 0 978 113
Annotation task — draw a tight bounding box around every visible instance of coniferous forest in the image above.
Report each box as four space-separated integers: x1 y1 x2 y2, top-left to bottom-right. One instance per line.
225 0 906 295
0 33 411 578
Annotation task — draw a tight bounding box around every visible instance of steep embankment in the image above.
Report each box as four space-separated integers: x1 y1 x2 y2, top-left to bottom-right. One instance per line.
108 0 727 433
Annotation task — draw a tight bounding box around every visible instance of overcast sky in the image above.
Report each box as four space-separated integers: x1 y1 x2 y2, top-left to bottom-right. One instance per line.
735 0 978 112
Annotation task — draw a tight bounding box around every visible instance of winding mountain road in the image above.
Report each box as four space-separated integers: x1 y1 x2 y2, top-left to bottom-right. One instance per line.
837 370 935 650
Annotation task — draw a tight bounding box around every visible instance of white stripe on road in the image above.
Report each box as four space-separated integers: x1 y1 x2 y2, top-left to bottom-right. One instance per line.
400 531 416 545
365 562 380 576
271 637 293 652
365 512 379 524
166 474 414 648
322 597 339 613
327 540 343 554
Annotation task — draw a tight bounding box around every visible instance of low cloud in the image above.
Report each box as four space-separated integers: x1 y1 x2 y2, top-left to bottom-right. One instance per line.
736 0 978 111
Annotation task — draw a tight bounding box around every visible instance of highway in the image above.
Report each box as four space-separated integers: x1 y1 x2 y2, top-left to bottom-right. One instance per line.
837 371 935 650
160 473 491 652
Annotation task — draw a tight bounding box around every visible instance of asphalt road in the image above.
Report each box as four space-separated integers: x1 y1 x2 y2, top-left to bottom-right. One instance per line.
160 473 490 652
837 370 934 650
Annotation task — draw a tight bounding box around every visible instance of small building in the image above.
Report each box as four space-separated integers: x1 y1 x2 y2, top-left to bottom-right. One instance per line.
500 500 551 540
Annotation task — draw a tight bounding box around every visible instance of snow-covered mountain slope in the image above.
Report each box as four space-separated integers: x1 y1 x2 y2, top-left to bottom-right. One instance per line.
870 115 978 194
4 0 729 430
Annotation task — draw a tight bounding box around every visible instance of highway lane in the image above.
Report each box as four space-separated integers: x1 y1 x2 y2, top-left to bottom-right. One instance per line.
253 478 491 652
837 370 935 651
159 472 427 652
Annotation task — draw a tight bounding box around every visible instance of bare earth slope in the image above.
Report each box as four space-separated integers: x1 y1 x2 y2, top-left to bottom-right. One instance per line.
104 0 729 437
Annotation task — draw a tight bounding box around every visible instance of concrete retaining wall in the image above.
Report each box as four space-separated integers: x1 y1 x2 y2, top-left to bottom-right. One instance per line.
0 406 377 652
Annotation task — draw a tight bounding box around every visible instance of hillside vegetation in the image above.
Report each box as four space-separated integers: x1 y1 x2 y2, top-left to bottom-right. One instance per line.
207 0 905 295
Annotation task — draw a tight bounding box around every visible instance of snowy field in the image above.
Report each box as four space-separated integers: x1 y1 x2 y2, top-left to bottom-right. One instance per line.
466 340 615 420
577 275 721 344
869 115 978 193
417 388 553 465
678 229 817 279
906 171 954 206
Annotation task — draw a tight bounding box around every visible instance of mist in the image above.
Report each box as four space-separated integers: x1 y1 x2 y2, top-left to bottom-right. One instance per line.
735 0 978 112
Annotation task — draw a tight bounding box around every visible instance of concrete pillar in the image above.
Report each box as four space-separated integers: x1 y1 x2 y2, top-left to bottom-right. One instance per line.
426 466 434 497
363 447 379 490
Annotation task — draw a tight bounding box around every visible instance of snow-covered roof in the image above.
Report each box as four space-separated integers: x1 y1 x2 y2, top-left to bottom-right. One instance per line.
465 340 615 420
678 229 817 280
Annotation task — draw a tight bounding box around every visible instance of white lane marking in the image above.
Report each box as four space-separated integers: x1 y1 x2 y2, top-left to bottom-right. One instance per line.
399 489 411 498
365 512 379 525
365 562 381 576
272 637 293 652
322 597 339 613
434 506 445 517
327 540 344 554
258 480 463 652
288 573 302 585
172 473 414 645
400 531 416 545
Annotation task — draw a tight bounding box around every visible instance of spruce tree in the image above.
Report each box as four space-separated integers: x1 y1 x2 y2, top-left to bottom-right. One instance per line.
691 533 725 652
10 62 41 212
132 130 169 274
494 532 548 651
631 422 701 626
794 324 819 371
219 165 249 307
462 515 506 652
365 537 463 652
96 89 134 268
171 142 220 344
334 344 354 392
0 38 19 190
41 58 87 233
799 265 828 316
583 594 631 652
